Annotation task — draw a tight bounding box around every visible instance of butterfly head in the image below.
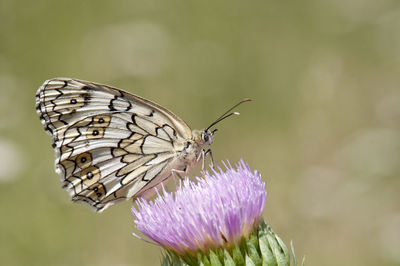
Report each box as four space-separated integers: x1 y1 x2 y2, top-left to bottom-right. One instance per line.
192 129 216 146
191 129 216 148
201 129 216 146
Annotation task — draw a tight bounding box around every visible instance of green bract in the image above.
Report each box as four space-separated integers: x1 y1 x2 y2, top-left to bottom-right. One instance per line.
161 221 301 266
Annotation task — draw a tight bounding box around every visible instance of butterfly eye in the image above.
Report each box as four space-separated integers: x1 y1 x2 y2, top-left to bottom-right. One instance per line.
203 133 209 143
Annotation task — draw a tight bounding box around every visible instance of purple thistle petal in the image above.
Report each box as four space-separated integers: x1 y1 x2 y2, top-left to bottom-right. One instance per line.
131 159 267 255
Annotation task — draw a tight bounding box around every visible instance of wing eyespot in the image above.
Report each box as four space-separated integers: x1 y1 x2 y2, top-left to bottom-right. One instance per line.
92 115 111 127
81 166 100 186
87 127 104 139
87 183 107 201
76 152 92 169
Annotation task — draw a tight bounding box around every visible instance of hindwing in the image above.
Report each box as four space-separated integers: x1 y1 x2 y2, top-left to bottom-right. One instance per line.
35 78 192 211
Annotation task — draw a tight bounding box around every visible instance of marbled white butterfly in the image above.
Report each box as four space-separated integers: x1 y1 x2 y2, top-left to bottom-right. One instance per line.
36 78 249 212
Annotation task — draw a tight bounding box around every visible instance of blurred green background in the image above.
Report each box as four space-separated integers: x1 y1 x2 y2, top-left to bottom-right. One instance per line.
1 0 400 265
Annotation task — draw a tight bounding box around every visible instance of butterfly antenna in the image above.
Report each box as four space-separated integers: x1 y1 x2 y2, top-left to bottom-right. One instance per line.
206 98 251 131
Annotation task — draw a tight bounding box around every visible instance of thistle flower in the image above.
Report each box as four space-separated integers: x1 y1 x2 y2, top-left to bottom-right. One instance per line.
132 160 296 265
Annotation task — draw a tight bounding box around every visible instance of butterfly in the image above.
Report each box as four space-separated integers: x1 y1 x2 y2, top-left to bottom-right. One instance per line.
35 78 250 212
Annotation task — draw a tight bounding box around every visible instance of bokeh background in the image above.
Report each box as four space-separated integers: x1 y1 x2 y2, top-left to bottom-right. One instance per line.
1 0 399 265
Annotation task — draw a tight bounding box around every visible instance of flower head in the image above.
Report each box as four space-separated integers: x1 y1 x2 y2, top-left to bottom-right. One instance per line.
131 159 266 256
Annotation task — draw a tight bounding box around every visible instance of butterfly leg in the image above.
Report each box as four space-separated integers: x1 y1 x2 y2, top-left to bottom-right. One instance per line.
203 149 215 170
171 168 186 180
198 149 206 171
198 149 215 173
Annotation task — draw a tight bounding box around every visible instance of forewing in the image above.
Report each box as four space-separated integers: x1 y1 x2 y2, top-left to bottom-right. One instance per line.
35 78 191 211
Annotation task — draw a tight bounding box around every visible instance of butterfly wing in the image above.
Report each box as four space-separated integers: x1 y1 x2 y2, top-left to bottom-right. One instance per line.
36 78 192 212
